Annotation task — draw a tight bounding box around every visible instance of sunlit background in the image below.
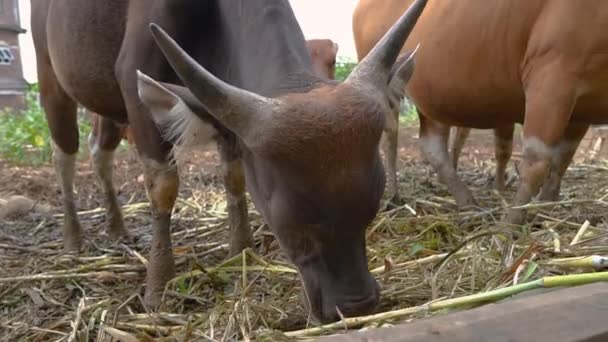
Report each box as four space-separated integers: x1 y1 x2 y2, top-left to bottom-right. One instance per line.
17 0 360 83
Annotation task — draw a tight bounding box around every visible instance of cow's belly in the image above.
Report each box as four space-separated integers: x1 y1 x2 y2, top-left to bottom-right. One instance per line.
46 1 128 120
412 85 608 128
412 88 608 127
408 82 526 129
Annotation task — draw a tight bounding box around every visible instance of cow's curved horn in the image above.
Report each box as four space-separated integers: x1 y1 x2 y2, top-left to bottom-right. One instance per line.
149 23 277 145
347 0 427 89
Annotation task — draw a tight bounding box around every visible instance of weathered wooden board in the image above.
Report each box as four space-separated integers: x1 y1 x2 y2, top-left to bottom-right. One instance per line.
321 282 608 342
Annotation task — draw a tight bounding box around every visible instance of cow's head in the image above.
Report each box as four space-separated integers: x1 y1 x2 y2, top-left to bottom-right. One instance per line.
137 0 426 323
306 39 339 79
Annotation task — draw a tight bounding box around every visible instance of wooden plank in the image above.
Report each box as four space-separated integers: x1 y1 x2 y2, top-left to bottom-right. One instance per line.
321 282 608 342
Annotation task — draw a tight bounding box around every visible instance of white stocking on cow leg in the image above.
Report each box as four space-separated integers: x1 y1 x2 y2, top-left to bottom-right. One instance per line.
505 138 553 224
419 113 477 207
505 69 576 225
53 144 82 252
88 115 127 240
538 124 588 201
37 57 82 253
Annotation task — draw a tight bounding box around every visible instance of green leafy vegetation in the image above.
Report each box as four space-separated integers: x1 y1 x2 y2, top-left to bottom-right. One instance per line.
335 56 357 82
399 101 418 124
0 83 91 165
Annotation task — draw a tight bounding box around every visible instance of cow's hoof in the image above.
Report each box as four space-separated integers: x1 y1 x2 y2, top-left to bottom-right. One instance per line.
143 288 162 311
455 193 478 209
229 237 255 257
538 190 559 202
63 223 82 254
504 209 525 226
104 210 128 240
63 242 81 255
144 270 172 311
107 223 129 242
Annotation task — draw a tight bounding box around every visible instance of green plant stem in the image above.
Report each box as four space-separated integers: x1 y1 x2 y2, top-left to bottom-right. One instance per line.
285 272 608 337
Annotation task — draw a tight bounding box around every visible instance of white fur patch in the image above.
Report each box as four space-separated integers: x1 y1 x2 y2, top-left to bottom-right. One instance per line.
522 137 553 158
523 136 582 167
153 101 217 165
137 70 217 165
89 136 115 187
53 143 77 203
420 133 447 166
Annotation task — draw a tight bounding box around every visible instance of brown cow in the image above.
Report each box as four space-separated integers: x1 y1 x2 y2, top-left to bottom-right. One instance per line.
32 0 426 322
91 38 339 147
306 39 339 80
353 0 599 223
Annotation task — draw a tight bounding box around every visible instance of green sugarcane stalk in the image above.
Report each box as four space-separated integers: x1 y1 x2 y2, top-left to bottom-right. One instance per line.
542 271 608 287
284 271 608 338
543 255 608 270
428 280 540 311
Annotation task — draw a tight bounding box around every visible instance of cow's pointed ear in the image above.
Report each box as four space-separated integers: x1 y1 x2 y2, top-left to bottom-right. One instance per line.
386 46 418 110
136 70 183 124
136 70 217 163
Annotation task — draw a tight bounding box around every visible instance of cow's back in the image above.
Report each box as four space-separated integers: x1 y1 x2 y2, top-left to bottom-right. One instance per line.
354 0 608 127
32 0 129 118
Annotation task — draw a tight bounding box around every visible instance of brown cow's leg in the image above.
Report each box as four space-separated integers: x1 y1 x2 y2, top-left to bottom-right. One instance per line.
88 115 128 240
449 127 470 170
383 108 401 204
218 136 253 255
538 124 588 201
126 124 178 309
38 66 81 252
505 139 553 225
114 4 181 308
139 157 178 308
494 124 515 191
505 72 576 225
418 113 477 207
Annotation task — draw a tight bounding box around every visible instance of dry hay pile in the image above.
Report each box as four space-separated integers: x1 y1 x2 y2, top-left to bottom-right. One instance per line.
1 147 608 341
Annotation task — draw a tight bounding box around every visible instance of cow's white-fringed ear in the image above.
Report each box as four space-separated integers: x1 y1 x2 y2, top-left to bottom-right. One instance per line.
137 70 182 124
386 44 418 110
137 70 217 164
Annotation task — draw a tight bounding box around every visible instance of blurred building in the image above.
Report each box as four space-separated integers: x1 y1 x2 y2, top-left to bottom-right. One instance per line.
0 0 27 111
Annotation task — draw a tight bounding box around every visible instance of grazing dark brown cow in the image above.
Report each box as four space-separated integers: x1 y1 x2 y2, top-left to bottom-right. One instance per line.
353 0 600 223
91 38 339 146
32 0 426 322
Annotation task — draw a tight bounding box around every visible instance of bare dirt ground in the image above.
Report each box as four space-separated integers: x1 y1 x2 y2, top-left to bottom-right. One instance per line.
1 125 608 341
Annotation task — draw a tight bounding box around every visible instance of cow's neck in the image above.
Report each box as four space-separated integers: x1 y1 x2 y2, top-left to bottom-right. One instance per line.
219 0 323 97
